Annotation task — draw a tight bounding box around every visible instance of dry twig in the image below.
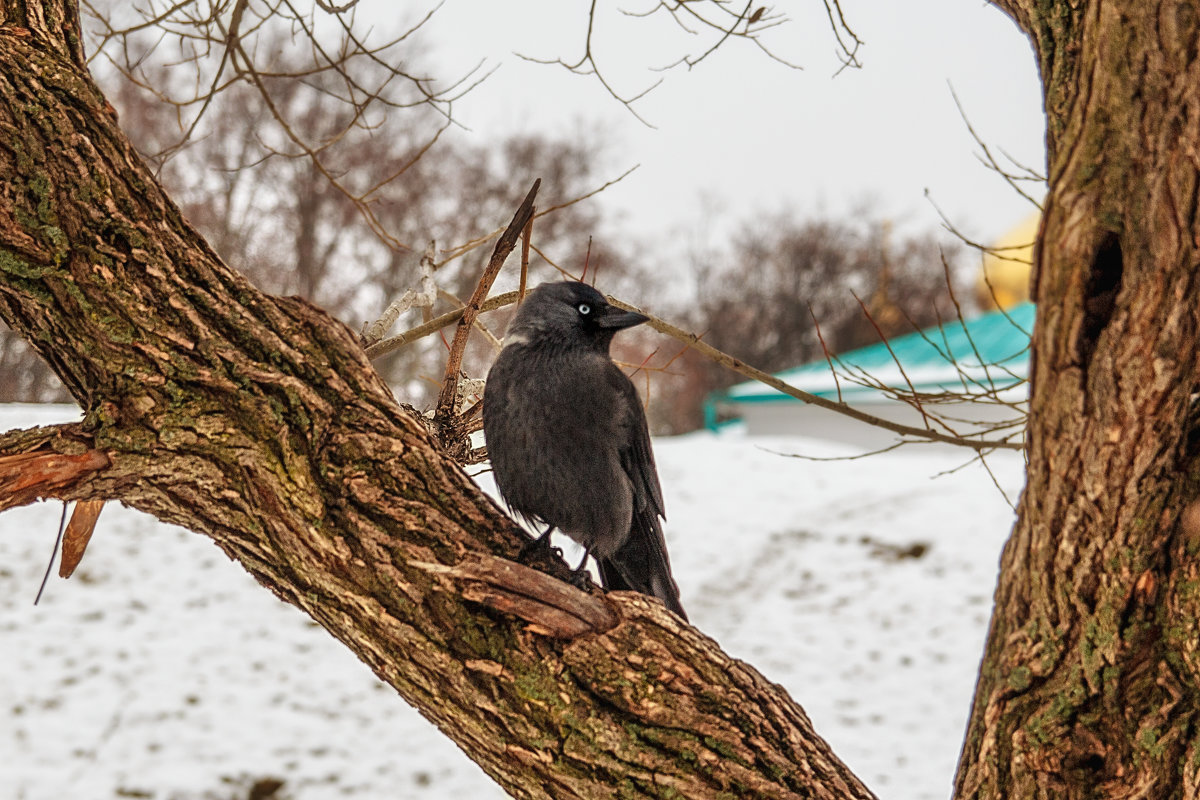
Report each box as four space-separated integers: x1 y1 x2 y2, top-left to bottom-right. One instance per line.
433 180 541 434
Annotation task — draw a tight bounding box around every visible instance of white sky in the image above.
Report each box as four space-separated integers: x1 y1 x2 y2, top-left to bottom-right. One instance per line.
417 0 1046 257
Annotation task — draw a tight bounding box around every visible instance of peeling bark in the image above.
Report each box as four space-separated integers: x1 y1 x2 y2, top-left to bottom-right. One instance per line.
0 3 875 798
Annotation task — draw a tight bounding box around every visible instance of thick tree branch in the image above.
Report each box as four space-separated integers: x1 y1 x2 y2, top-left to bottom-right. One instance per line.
0 0 84 67
0 7 874 798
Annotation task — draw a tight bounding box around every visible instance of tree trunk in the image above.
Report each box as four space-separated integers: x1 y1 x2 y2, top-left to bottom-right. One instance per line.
0 3 875 798
955 1 1200 797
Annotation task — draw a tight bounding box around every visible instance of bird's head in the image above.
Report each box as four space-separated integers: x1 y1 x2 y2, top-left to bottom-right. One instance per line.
502 281 649 353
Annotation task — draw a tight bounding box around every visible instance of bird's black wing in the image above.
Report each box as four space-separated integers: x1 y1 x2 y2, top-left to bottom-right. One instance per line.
597 367 687 620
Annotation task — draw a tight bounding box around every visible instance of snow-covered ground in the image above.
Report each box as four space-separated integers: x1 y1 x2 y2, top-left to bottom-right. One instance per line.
1 403 1025 800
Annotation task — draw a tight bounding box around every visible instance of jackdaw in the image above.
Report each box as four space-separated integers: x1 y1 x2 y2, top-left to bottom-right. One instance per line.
482 281 686 620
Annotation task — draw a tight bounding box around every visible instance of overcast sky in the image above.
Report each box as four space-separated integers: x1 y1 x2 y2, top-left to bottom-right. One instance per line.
415 0 1045 264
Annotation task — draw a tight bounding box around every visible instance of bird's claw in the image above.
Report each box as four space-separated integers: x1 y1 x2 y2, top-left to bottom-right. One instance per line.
567 564 594 592
516 530 561 565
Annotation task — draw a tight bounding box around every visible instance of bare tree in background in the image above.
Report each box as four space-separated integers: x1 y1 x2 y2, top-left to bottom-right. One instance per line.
643 213 967 433
0 6 629 404
704 214 967 373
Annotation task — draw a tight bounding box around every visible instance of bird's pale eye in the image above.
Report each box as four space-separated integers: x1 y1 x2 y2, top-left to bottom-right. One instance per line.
577 303 591 315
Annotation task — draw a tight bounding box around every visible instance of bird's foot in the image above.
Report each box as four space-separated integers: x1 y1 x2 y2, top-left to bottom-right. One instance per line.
515 529 595 593
567 562 595 592
567 549 596 592
516 528 561 565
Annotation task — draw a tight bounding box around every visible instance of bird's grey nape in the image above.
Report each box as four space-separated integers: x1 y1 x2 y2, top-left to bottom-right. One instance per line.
501 331 530 348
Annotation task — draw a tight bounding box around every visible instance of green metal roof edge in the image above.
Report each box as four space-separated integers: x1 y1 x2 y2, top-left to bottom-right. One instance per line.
721 375 1029 404
702 303 1035 429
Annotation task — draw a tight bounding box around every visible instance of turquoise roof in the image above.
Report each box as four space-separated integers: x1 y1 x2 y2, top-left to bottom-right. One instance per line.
717 302 1034 406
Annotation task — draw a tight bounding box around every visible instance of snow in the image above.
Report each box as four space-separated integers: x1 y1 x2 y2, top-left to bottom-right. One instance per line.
0 403 1026 799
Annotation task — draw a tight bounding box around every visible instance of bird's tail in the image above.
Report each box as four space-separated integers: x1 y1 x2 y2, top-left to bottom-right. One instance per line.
597 513 687 621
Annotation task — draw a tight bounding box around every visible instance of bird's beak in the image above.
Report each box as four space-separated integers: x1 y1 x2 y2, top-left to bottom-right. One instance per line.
598 307 650 331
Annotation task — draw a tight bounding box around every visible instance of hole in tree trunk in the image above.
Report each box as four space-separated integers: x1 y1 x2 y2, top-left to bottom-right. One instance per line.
1079 232 1123 369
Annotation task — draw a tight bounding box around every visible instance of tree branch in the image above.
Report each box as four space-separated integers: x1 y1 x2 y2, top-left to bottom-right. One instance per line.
0 15 875 797
433 179 539 427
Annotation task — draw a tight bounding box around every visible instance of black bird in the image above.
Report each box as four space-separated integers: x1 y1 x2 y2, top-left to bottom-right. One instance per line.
482 281 686 620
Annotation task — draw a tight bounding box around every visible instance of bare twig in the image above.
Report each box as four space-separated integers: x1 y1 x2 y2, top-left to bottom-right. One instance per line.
809 304 843 404
822 0 864 73
34 502 68 605
516 0 660 126
363 291 524 360
851 291 933 430
762 441 906 462
518 0 824 125
949 84 1045 210
436 166 638 268
607 296 1023 452
361 241 438 347
434 180 541 427
932 449 1020 510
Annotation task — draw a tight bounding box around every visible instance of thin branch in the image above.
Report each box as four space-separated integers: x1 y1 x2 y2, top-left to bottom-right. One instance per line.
949 83 1045 209
369 284 1023 452
517 0 822 124
34 503 69 605
761 441 906 461
851 291 934 430
607 297 1023 452
434 179 541 427
925 189 1038 272
809 303 843 404
435 166 638 268
363 291 523 360
822 0 864 73
361 241 438 347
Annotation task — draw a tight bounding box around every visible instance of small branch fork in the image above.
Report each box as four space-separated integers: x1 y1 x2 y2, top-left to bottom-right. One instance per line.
433 178 540 436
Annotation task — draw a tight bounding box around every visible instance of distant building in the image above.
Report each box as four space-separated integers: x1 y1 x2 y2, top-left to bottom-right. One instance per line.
977 211 1038 310
705 303 1033 448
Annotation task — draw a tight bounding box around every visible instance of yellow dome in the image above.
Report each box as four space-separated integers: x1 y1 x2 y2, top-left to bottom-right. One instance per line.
977 211 1040 310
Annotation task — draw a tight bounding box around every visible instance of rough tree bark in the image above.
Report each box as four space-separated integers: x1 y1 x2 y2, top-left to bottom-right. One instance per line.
10 0 1200 796
954 1 1200 798
0 3 875 798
